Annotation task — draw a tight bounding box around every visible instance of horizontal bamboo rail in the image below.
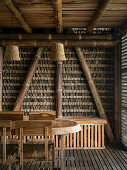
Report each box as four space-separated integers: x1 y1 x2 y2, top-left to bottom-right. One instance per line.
0 34 115 40
0 40 117 47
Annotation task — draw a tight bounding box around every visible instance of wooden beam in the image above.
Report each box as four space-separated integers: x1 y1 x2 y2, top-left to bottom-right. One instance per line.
13 47 43 111
75 47 115 142
0 47 3 111
3 0 32 33
0 40 117 47
56 61 63 118
52 0 63 33
86 0 111 34
114 44 121 142
0 33 115 40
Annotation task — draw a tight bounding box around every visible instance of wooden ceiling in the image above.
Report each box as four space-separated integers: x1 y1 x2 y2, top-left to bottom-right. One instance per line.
0 0 127 31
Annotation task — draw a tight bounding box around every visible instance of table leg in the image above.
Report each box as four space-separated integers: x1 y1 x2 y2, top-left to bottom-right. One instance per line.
60 135 65 170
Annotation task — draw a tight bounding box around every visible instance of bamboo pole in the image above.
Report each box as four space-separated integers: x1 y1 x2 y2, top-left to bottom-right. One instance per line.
0 33 115 40
13 47 43 111
56 61 62 118
3 0 32 33
52 0 63 33
0 40 117 47
75 47 115 142
86 0 111 34
0 47 3 111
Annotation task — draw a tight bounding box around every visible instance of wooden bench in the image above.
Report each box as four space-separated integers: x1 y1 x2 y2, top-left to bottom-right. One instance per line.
15 120 55 170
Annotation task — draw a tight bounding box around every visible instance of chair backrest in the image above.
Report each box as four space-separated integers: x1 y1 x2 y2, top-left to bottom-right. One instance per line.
15 120 52 136
0 120 12 136
0 111 24 121
29 111 56 120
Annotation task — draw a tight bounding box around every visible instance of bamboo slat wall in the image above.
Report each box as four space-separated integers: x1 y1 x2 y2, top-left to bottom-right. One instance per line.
2 47 114 131
121 33 127 148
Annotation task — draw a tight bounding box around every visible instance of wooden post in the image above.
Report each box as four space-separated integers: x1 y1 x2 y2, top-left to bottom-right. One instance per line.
60 135 64 170
3 0 32 33
3 128 6 164
13 47 43 111
45 127 48 168
0 47 3 111
56 61 62 118
114 44 121 142
75 47 115 142
51 43 66 118
86 0 111 34
19 128 23 168
52 0 63 33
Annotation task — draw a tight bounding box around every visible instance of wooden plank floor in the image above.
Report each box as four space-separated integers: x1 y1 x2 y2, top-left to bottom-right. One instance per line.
0 145 127 170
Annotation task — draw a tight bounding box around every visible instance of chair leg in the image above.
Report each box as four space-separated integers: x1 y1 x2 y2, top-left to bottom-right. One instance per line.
8 155 12 170
50 161 53 170
8 163 11 170
16 164 19 170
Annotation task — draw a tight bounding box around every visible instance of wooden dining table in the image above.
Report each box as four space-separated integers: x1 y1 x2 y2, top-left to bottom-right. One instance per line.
52 119 81 170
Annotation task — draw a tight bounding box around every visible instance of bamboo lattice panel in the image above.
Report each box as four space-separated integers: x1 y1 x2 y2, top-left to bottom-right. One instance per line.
2 47 114 129
121 33 127 148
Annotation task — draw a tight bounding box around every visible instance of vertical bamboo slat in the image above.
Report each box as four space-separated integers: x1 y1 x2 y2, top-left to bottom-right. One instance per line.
88 125 90 148
98 125 101 147
74 133 76 148
56 135 58 148
91 125 94 148
95 125 97 148
84 125 87 148
77 132 79 148
70 133 72 148
102 124 104 147
81 125 83 147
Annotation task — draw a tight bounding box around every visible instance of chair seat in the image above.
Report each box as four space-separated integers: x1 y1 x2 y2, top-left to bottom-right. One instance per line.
0 144 18 159
18 143 54 161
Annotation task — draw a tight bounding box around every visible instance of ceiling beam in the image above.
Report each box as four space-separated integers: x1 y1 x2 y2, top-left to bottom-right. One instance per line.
86 0 112 34
52 0 63 33
3 0 32 33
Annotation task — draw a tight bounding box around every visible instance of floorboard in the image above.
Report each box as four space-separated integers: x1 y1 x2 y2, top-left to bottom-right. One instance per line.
0 145 126 170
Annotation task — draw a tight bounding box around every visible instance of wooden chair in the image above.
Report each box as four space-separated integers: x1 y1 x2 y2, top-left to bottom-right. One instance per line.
0 111 24 121
29 111 56 120
15 120 55 170
0 120 18 170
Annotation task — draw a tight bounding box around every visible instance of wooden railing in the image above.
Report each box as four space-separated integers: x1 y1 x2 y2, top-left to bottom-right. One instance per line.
54 118 107 149
10 118 106 149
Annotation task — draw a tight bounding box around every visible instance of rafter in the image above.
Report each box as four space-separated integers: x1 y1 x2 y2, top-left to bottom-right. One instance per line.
13 48 43 111
86 0 111 34
52 0 63 33
3 0 32 33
